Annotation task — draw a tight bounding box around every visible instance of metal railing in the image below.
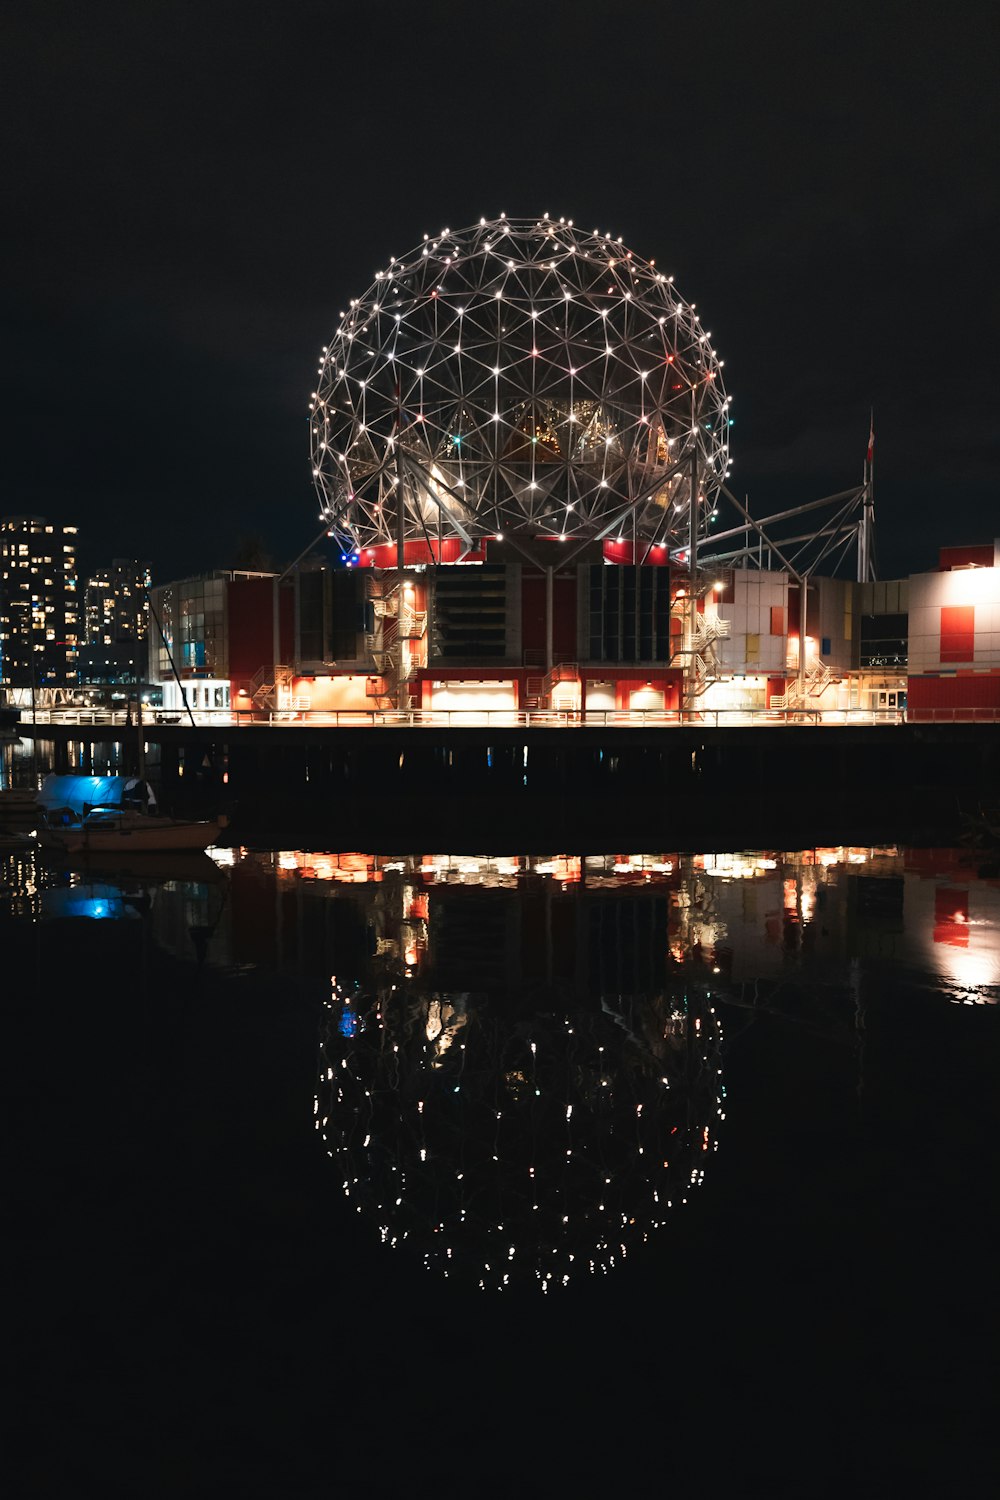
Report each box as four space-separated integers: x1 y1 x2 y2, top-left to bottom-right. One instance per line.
15 705 925 729
906 707 1000 724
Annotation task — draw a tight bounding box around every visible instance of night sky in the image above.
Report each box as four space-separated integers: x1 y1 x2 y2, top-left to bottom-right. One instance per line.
4 0 997 585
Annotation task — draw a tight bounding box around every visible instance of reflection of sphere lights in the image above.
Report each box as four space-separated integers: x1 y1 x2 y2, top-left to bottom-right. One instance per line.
311 216 731 552
317 982 725 1290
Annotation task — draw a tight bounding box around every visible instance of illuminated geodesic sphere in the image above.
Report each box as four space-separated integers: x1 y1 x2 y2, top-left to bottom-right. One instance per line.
317 983 724 1291
310 216 731 552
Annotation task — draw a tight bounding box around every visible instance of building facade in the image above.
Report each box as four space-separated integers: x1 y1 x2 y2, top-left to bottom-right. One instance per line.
143 541 1000 721
79 558 152 686
906 541 1000 721
150 570 297 713
0 515 80 691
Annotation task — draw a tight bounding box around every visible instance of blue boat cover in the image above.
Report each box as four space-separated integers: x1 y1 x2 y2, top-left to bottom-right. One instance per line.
37 774 158 815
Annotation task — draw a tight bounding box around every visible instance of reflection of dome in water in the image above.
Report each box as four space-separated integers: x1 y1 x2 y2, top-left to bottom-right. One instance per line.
317 982 725 1290
310 216 731 552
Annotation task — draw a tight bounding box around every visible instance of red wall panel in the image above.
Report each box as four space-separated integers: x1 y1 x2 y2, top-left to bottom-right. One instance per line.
359 540 488 567
940 604 975 662
228 578 294 681
521 572 577 660
938 545 993 571
601 540 670 566
907 671 1000 720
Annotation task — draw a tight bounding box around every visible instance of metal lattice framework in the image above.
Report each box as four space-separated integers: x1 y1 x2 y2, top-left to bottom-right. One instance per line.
311 216 732 555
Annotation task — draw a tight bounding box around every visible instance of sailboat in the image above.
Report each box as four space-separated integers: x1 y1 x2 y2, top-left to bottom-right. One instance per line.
35 692 225 855
35 772 225 854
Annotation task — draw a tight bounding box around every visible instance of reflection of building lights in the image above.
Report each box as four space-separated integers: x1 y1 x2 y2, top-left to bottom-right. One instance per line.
938 949 999 995
318 985 724 1291
273 850 382 883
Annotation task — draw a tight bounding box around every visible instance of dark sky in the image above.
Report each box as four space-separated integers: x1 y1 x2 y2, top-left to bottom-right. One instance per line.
3 0 997 584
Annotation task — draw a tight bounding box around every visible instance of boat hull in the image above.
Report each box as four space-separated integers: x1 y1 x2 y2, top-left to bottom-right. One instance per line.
37 820 221 854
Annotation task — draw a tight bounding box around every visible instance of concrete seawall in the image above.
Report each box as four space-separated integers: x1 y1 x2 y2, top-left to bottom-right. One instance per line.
17 722 999 850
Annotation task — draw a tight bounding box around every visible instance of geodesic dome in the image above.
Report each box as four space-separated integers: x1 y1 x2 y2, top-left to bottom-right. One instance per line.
310 216 731 555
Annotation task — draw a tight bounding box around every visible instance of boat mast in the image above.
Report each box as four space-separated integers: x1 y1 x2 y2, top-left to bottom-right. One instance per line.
136 689 145 784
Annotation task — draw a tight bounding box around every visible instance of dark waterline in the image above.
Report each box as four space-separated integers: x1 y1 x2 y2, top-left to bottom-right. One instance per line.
6 835 999 1493
7 722 1000 851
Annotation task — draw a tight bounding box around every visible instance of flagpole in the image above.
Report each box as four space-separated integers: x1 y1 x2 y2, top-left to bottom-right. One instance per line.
859 410 874 582
866 408 875 582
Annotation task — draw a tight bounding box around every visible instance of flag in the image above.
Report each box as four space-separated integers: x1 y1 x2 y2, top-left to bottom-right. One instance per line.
866 415 874 465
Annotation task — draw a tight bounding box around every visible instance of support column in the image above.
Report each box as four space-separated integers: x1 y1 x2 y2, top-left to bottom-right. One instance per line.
272 576 280 676
293 565 301 674
545 565 554 673
689 443 699 586
683 443 700 706
396 458 407 711
798 580 808 705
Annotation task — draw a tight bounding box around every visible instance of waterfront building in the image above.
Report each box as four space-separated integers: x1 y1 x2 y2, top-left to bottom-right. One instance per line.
0 515 80 692
147 213 998 724
143 542 995 724
299 216 890 720
149 569 298 713
906 541 1000 721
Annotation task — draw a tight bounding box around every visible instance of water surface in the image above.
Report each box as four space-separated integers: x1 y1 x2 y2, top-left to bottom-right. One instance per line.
6 839 998 1490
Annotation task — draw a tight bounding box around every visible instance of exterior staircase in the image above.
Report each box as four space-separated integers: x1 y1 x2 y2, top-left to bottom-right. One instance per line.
771 662 836 711
523 660 578 711
366 574 427 710
250 663 293 711
677 614 731 705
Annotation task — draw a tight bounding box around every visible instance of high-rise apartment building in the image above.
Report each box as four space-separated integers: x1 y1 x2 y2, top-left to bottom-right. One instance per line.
84 559 151 648
79 558 152 684
0 515 80 688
